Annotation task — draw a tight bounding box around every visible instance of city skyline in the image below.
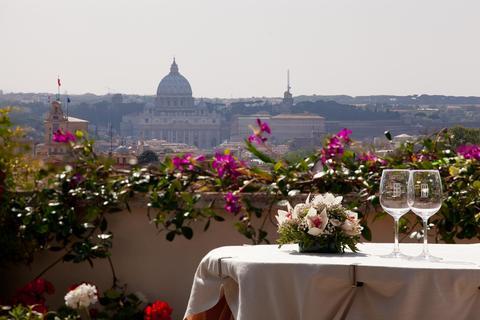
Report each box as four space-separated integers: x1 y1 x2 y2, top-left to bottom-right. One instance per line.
1 0 480 97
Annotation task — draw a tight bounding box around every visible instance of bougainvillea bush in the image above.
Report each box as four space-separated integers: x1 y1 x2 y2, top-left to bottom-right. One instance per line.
2 107 480 317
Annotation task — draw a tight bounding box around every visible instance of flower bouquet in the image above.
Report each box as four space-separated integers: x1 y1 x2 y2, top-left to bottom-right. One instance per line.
276 193 362 253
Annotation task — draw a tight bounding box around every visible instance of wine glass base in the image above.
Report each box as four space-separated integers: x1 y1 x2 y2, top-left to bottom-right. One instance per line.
409 253 443 262
379 251 410 259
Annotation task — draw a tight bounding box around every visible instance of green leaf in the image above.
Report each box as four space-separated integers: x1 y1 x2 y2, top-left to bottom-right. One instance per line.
213 215 225 222
245 140 275 164
181 226 194 239
104 289 121 300
204 219 211 231
274 161 285 171
166 231 176 241
100 218 108 232
473 181 480 190
362 224 372 241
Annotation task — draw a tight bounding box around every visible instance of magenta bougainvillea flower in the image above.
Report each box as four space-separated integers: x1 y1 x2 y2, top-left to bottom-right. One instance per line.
457 145 480 160
358 152 387 165
53 129 76 143
321 128 352 164
172 153 205 171
212 151 240 179
257 118 271 134
321 128 352 165
336 128 352 142
224 192 241 214
248 134 267 144
248 118 271 144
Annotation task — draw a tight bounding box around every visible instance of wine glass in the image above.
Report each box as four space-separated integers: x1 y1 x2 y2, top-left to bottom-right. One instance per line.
408 170 443 261
379 169 411 258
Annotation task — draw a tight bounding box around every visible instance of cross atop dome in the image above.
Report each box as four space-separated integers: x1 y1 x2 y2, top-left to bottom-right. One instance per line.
170 57 179 74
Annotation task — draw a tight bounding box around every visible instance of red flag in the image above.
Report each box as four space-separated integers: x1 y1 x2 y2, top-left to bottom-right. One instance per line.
57 78 61 87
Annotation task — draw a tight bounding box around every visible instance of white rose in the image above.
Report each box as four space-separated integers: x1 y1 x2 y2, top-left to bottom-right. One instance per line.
64 283 98 309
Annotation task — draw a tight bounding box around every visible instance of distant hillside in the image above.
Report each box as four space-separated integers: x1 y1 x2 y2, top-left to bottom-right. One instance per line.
292 100 400 121
295 94 480 106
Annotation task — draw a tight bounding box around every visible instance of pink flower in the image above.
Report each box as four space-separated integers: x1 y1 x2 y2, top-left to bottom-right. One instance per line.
257 118 271 134
457 145 480 160
320 128 353 165
336 128 352 142
358 152 387 165
248 134 267 144
212 152 240 179
172 154 205 171
224 192 241 214
248 118 271 144
53 129 76 143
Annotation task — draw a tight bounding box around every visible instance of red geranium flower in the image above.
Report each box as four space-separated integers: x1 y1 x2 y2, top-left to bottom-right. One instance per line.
12 278 55 314
144 300 173 320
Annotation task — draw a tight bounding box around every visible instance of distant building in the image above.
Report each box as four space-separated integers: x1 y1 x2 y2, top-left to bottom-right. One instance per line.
273 70 294 113
111 93 123 105
111 145 137 168
121 59 223 148
233 113 325 147
35 100 88 161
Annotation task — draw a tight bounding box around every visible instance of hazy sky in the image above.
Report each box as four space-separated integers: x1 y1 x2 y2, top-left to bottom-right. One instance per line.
1 0 479 97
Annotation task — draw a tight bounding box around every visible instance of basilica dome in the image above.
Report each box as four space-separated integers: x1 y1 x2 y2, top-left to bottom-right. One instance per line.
156 59 192 97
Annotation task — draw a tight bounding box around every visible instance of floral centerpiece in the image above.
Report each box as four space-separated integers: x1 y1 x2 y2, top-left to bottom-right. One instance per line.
276 193 362 253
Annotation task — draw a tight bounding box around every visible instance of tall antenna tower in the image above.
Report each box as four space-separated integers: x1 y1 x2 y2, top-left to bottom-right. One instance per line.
287 69 291 93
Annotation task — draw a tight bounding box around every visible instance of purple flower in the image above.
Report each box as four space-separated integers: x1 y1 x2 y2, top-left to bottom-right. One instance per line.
457 145 480 160
212 152 240 179
172 153 205 171
53 129 76 143
224 192 241 214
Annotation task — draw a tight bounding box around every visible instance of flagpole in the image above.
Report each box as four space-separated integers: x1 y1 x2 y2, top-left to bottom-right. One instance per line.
66 93 69 132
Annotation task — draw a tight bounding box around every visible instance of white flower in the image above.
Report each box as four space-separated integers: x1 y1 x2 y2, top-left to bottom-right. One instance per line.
341 210 362 236
276 209 291 225
345 210 358 220
64 283 98 309
135 291 148 304
293 203 310 218
276 202 296 225
330 218 341 227
306 207 329 236
311 193 343 207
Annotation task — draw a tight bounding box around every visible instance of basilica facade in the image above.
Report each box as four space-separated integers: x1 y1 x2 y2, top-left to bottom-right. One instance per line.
121 59 223 149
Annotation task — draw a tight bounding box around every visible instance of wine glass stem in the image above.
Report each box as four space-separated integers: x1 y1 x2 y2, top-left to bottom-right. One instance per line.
394 217 400 254
422 218 429 257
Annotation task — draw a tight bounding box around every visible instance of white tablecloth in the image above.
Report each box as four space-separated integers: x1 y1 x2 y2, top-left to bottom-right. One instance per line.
184 243 480 320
